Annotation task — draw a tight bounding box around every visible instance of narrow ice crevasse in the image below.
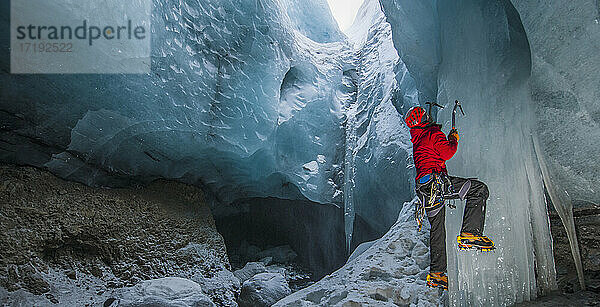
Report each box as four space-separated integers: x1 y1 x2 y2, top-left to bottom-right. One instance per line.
343 102 358 253
339 0 418 255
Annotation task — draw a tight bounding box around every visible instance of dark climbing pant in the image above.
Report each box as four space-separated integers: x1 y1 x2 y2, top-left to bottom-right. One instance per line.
421 176 489 273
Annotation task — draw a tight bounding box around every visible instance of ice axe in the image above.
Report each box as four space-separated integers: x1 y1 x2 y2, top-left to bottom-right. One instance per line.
452 100 465 130
425 101 444 121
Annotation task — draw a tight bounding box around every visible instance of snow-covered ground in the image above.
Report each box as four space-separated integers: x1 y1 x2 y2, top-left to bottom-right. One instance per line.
275 199 446 306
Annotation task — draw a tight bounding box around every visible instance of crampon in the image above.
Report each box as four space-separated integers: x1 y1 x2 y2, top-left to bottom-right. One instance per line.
457 232 495 252
426 272 448 290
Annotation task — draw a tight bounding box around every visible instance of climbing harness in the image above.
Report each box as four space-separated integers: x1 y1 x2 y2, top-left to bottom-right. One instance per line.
414 172 455 231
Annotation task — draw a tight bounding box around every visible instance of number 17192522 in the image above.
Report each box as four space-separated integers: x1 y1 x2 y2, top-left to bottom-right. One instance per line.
19 42 73 53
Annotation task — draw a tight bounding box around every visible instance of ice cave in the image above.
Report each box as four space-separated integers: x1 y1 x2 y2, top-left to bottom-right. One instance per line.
1 0 600 306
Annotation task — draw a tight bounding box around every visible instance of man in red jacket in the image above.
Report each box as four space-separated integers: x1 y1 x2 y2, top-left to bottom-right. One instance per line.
405 106 494 291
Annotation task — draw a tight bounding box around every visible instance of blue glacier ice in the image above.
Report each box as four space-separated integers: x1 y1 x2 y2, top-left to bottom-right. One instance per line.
2 0 600 305
0 0 417 255
1 0 350 207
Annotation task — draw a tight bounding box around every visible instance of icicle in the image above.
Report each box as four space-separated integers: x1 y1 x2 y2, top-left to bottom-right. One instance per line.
532 134 585 291
343 104 358 254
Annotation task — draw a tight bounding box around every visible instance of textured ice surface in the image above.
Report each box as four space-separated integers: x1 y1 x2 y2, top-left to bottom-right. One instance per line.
280 0 345 43
0 0 349 206
509 0 600 290
510 0 600 206
377 0 440 105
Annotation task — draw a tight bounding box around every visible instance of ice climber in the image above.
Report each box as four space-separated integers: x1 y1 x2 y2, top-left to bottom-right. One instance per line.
404 106 495 291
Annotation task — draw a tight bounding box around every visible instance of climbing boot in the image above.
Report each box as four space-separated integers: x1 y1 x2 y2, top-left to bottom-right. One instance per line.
426 272 448 290
457 232 495 251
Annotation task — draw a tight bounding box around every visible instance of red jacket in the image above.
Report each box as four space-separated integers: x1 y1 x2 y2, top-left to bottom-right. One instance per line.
410 123 457 181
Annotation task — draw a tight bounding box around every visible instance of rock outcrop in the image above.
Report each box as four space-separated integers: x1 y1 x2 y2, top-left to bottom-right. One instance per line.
0 164 237 306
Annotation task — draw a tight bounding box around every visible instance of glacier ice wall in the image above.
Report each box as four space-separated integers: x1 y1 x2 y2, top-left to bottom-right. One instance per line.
511 0 600 206
376 0 440 105
0 0 349 206
508 0 600 291
280 0 345 43
380 0 560 305
1 0 418 258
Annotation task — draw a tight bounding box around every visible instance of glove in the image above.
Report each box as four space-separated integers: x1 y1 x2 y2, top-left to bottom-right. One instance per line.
448 129 459 142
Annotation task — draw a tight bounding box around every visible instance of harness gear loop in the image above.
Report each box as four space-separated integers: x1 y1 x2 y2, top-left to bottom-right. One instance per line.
414 172 456 231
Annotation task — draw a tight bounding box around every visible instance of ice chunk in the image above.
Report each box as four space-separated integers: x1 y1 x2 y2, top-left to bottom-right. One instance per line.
239 273 291 307
317 155 326 163
302 161 319 174
115 277 215 307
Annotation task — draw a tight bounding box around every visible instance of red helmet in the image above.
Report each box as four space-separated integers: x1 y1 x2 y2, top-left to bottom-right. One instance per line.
404 106 428 128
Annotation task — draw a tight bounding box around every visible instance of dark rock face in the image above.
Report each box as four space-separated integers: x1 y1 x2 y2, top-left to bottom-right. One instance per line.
536 203 600 305
215 197 346 280
0 164 236 305
551 204 600 287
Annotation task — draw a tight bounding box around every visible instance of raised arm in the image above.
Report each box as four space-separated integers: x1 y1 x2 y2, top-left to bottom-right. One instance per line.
431 129 458 161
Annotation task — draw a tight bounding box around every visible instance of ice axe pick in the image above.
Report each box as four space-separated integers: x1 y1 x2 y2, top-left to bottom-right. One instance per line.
452 100 465 130
425 101 444 121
